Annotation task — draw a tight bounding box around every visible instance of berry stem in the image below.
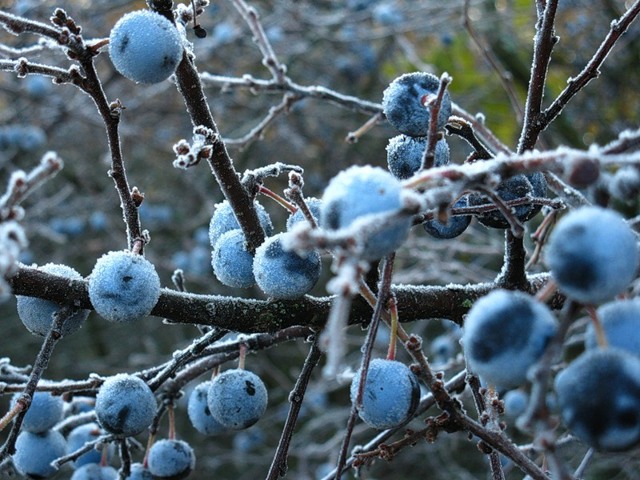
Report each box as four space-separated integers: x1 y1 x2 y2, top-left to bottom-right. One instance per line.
238 343 247 370
585 305 609 348
386 295 399 361
168 404 176 440
259 185 296 213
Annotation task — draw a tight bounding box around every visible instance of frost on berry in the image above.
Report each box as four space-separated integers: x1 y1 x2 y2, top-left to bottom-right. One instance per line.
207 369 268 430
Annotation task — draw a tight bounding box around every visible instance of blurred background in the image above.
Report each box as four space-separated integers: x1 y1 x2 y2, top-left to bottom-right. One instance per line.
0 0 639 478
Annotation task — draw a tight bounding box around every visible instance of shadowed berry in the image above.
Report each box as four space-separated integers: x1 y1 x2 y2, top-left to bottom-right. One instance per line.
207 369 268 430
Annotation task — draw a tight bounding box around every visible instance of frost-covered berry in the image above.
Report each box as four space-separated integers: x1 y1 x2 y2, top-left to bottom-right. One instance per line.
555 348 640 451
286 198 323 231
468 173 547 229
423 196 472 240
70 463 118 480
584 299 640 355
386 134 450 180
321 165 412 260
11 390 63 433
503 389 529 418
207 369 268 430
208 200 273 248
66 423 106 468
88 250 161 323
461 290 557 389
128 463 153 480
16 263 89 336
187 381 227 436
13 430 66 478
382 72 452 137
253 233 321 299
109 10 183 84
545 206 639 304
211 230 256 288
350 358 420 429
147 439 195 480
95 374 156 437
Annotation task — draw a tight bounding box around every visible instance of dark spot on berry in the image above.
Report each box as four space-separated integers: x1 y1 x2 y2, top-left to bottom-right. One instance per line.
245 380 256 396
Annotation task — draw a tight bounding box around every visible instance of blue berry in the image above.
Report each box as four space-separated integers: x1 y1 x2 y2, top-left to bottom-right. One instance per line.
382 72 452 137
66 423 105 467
95 374 156 437
128 463 153 480
11 390 63 433
555 348 640 451
461 290 557 389
320 165 412 260
109 10 183 84
13 430 66 478
468 173 547 229
422 196 472 240
350 358 420 429
545 206 639 304
253 233 321 299
502 389 529 418
286 198 323 231
386 134 450 180
208 200 273 248
430 334 457 363
211 229 256 288
70 463 118 480
584 299 640 355
88 250 161 323
16 263 90 336
147 439 195 479
207 369 268 430
187 381 227 436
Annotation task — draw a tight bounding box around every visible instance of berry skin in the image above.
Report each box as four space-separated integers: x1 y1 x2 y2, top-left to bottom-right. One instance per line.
350 358 420 430
461 290 557 389
211 229 256 288
382 72 452 137
386 134 450 180
554 348 640 451
253 233 321 299
584 299 640 355
422 196 472 240
95 374 156 437
286 198 323 231
147 439 196 480
66 423 106 468
70 463 118 480
468 173 547 229
208 200 273 248
13 430 67 478
10 390 63 433
545 206 639 304
88 250 161 323
502 389 529 418
320 165 412 260
187 381 227 436
128 463 153 480
207 369 268 430
16 263 90 336
109 10 183 84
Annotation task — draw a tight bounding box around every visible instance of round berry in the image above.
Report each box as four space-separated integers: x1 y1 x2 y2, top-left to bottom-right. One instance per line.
253 233 321 299
70 463 118 480
208 200 273 248
555 348 640 451
502 389 529 418
212 229 256 288
66 423 106 468
13 430 66 478
320 165 412 260
286 198 323 231
16 263 89 336
187 381 227 436
461 290 557 389
128 463 153 480
422 196 472 240
584 299 640 355
147 439 195 479
386 134 450 180
350 358 420 429
11 390 63 433
468 173 547 229
382 72 452 137
95 374 156 437
207 369 268 430
545 206 639 304
109 10 183 84
88 250 161 323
